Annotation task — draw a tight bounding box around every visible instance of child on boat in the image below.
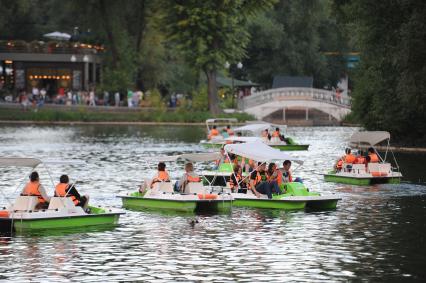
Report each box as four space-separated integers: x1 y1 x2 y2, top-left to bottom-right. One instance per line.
230 164 248 193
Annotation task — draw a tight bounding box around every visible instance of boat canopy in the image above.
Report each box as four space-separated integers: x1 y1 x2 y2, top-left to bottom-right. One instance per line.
224 142 303 165
0 158 43 168
350 131 390 146
0 158 86 168
153 152 222 163
225 136 262 143
234 123 271 133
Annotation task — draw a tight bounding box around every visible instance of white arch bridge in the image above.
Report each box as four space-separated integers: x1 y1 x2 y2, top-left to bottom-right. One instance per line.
238 87 351 122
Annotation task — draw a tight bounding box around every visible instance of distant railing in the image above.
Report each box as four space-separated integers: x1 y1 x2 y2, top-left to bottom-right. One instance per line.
239 87 351 109
0 40 104 55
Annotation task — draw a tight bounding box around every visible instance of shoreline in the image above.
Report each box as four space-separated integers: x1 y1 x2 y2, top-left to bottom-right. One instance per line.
0 120 205 126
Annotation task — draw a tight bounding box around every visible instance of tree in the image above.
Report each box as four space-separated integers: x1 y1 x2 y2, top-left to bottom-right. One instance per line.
339 0 426 144
244 0 347 88
166 0 275 114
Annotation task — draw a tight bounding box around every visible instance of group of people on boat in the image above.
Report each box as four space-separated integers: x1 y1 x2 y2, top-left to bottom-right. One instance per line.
229 160 295 199
140 161 202 194
335 147 380 172
21 171 89 210
262 127 289 143
208 125 235 140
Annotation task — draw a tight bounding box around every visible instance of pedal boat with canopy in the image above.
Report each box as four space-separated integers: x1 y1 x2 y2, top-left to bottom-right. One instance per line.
324 131 403 185
117 153 233 213
223 142 340 210
0 158 124 233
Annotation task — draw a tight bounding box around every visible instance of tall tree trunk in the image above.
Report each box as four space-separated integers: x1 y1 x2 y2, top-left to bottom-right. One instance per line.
134 0 146 90
205 69 221 114
98 0 120 69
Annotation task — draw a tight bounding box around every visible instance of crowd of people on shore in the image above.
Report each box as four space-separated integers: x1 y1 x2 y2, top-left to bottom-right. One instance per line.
1 86 186 109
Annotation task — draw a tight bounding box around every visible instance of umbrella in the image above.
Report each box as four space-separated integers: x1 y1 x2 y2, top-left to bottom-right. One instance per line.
43 31 71 41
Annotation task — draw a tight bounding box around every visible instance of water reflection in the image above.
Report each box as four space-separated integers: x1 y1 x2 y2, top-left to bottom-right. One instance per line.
0 125 425 281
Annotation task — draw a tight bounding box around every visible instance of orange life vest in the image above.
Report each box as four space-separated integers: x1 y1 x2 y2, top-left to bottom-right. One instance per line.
208 129 219 139
369 153 379 163
276 169 283 185
336 160 343 169
187 174 201 183
151 170 170 186
22 181 45 204
344 154 356 164
355 156 366 164
272 131 280 137
251 171 263 188
55 183 79 205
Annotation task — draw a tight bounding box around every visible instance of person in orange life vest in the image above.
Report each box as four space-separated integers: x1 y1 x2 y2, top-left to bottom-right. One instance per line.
354 150 366 164
21 171 50 209
344 148 356 164
261 129 271 140
249 162 274 199
55 175 89 210
208 125 220 140
139 162 170 192
266 163 281 195
178 162 201 193
368 147 380 163
226 125 234 136
230 164 248 193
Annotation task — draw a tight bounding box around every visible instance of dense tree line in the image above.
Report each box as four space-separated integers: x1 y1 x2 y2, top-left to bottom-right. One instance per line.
336 0 426 144
0 0 347 111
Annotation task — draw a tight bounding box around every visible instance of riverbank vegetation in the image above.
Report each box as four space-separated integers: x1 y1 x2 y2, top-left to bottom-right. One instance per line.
0 107 253 123
1 1 425 144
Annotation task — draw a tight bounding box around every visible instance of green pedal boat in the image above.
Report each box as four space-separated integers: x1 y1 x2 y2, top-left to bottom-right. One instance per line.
223 142 340 210
0 158 124 233
324 131 403 185
118 153 233 213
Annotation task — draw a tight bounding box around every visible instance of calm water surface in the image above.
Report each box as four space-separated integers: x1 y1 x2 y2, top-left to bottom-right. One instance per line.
0 125 425 282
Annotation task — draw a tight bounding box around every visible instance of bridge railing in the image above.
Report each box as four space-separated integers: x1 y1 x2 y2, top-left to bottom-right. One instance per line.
239 87 351 109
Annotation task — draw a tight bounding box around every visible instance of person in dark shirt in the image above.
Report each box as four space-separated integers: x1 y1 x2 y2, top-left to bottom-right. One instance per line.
250 162 273 198
55 175 90 210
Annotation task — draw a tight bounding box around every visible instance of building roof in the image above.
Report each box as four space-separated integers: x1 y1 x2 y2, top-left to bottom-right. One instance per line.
217 77 259 88
272 76 313 89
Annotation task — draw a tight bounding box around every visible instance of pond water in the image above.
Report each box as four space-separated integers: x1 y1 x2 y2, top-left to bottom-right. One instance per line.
0 125 425 282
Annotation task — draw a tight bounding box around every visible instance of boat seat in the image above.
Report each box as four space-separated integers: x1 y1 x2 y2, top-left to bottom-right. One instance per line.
152 182 174 193
48 197 76 210
185 182 206 194
270 137 280 143
368 163 391 174
12 196 39 211
351 164 366 174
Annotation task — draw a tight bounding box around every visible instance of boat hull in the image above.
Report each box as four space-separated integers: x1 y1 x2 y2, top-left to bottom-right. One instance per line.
324 173 401 185
0 213 122 232
269 144 309 151
120 196 232 213
305 199 339 210
232 198 306 210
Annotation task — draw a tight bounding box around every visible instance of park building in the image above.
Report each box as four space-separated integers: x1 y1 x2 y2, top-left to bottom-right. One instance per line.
0 40 102 97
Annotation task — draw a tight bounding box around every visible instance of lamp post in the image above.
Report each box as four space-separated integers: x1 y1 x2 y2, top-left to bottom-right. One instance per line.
225 61 243 109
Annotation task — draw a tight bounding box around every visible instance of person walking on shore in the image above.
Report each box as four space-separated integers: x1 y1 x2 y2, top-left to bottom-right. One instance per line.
114 91 120 107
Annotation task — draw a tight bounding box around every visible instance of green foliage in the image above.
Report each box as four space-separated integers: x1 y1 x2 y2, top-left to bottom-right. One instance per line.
244 0 347 88
0 107 253 123
340 0 426 145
